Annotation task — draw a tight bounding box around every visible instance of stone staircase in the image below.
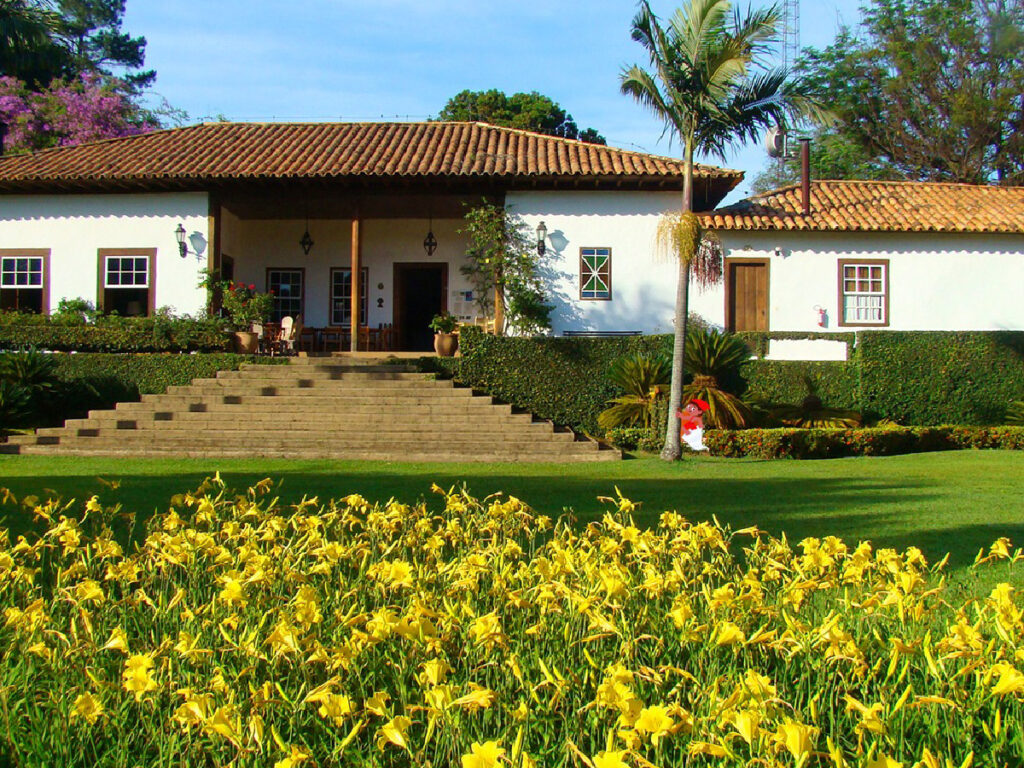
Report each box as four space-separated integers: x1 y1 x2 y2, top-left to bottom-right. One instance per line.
1 358 619 462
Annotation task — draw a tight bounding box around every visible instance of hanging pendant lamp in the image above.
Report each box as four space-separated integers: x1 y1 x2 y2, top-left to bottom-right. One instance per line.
423 211 438 256
300 198 314 255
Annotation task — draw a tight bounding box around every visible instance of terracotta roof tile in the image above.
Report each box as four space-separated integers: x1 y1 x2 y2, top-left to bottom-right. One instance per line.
0 121 740 195
700 179 1024 234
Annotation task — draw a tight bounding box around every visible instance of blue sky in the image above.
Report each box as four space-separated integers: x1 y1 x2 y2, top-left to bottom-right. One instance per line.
124 0 863 203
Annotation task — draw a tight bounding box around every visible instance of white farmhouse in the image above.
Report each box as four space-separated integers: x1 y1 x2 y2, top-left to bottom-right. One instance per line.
0 121 738 350
693 180 1024 348
2 123 1021 354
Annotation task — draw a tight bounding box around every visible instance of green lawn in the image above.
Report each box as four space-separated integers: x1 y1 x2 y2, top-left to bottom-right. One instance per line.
1 451 1022 585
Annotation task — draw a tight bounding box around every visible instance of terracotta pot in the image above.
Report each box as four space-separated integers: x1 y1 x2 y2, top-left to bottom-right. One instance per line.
433 332 458 357
233 331 259 354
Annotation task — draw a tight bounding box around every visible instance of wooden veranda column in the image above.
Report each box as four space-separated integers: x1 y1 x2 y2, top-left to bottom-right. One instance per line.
350 216 361 352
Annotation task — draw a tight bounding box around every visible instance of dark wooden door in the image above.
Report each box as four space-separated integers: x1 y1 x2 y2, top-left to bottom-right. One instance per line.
394 263 447 351
726 260 769 332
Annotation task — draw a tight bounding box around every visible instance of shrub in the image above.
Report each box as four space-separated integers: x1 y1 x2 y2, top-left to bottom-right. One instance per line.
446 326 671 434
429 330 1024 434
858 331 1024 425
0 311 231 352
597 352 670 431
705 425 1024 459
0 379 31 431
678 327 752 429
604 425 664 452
0 481 1020 767
1006 400 1024 425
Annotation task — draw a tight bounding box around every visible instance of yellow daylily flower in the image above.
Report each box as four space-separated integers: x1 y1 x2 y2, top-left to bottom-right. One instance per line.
461 740 505 768
375 715 412 752
70 692 103 725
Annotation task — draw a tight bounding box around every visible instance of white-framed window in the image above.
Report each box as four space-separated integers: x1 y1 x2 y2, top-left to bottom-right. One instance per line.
330 267 368 326
0 253 46 313
267 268 304 322
580 247 612 300
839 260 889 326
99 250 154 316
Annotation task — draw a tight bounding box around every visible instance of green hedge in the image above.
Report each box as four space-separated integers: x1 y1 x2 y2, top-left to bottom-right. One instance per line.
442 329 1023 432
440 327 671 434
738 360 859 409
705 425 1024 459
0 312 231 352
43 353 287 426
858 332 1024 426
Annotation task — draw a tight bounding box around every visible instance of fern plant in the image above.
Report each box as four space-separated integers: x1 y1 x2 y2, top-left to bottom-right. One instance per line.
681 327 753 429
598 353 670 431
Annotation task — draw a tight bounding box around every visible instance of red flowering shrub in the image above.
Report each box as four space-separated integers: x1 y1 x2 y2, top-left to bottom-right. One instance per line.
705 426 1024 459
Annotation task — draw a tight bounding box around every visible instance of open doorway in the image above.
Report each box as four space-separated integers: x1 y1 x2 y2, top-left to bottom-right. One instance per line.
394 263 447 351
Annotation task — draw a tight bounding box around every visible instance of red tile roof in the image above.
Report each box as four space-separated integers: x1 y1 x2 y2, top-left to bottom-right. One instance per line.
0 121 741 196
700 180 1024 234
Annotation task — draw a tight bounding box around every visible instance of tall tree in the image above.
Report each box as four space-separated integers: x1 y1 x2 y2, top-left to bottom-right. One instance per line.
54 0 153 90
0 73 155 152
621 0 823 461
793 0 1023 185
437 89 606 145
0 0 68 86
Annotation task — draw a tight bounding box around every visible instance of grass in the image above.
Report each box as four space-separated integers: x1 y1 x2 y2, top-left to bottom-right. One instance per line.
1 451 1022 586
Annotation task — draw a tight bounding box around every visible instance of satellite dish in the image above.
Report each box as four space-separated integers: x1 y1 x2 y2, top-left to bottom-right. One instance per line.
765 126 786 158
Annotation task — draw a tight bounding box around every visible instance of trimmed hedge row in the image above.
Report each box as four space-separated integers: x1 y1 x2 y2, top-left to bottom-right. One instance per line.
705 425 1024 460
858 331 1024 426
737 360 859 410
446 329 1023 431
439 327 671 434
44 353 287 425
0 313 231 352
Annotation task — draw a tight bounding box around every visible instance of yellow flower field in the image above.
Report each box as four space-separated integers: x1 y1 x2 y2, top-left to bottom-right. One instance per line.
0 476 1022 767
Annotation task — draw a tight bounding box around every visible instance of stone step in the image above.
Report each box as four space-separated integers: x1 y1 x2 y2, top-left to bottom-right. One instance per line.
32 422 572 442
223 368 430 380
4 355 618 463
2 443 619 462
9 434 591 451
50 411 538 432
168 380 471 393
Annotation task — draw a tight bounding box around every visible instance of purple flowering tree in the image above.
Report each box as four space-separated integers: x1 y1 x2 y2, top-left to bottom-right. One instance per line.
0 74 156 153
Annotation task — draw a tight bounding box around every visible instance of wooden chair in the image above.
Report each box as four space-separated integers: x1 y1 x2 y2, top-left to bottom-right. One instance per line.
320 326 345 353
298 326 317 353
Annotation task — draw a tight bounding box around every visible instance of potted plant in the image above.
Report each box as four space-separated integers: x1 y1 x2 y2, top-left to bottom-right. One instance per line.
220 282 274 353
428 312 459 357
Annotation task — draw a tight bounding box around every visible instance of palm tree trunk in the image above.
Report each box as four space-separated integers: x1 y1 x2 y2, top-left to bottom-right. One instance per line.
660 138 695 461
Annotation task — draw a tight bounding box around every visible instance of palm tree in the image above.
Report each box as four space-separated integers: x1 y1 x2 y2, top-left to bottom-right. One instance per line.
621 0 825 460
0 0 66 87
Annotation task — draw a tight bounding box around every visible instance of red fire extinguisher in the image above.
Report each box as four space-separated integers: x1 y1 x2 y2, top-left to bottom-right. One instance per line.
814 306 827 327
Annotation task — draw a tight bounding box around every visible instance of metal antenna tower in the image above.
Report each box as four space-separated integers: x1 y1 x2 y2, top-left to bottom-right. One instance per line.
781 0 801 72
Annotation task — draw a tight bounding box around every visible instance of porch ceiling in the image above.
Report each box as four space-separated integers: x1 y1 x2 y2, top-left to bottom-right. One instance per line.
219 189 500 220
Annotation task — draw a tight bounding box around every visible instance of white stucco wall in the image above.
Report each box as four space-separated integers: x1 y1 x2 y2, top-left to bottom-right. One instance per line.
229 216 475 328
506 190 697 335
0 192 209 314
712 231 1024 332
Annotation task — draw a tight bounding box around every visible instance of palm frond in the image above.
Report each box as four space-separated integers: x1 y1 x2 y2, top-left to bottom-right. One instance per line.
681 383 753 429
1006 400 1024 426
684 326 750 378
598 396 654 431
671 0 732 68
